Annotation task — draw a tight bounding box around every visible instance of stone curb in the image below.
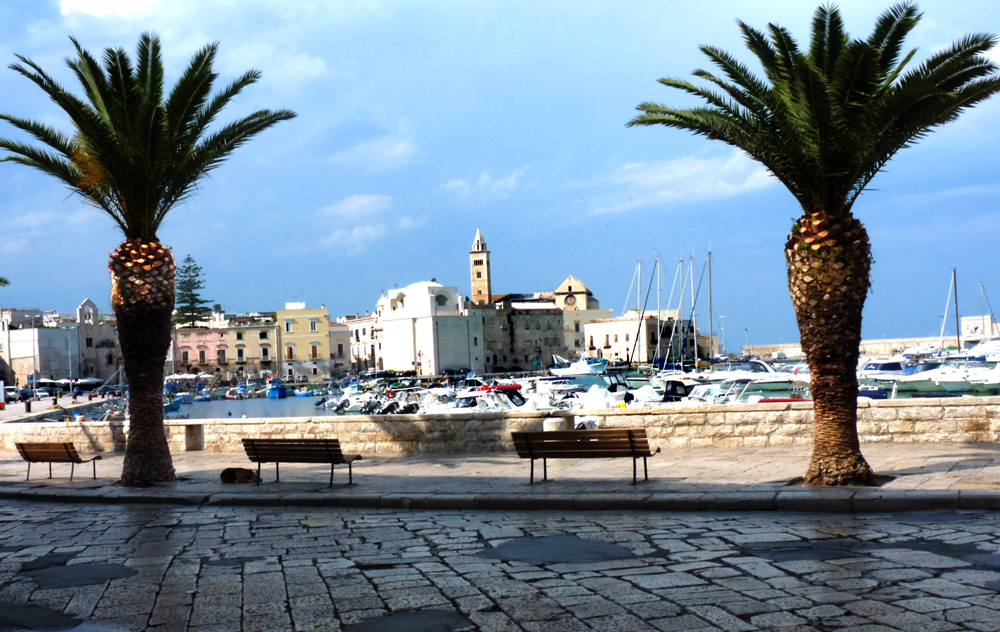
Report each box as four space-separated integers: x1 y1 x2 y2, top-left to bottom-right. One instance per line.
0 485 994 513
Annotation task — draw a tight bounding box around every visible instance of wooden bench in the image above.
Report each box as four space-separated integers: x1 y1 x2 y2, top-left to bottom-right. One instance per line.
241 438 362 486
511 429 660 484
15 442 102 482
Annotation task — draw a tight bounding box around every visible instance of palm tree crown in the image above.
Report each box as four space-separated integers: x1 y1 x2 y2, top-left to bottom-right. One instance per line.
628 3 1000 218
0 32 295 239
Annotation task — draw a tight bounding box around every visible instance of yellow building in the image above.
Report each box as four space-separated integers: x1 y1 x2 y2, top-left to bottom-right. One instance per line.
227 323 279 379
276 303 332 383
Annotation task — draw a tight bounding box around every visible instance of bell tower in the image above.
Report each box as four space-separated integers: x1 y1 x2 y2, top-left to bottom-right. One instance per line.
470 227 492 305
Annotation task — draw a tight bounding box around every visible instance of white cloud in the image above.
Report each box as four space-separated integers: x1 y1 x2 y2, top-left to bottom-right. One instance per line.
441 165 532 200
319 223 387 256
221 42 327 85
60 0 161 17
591 150 775 214
316 194 392 220
330 134 418 171
396 216 426 230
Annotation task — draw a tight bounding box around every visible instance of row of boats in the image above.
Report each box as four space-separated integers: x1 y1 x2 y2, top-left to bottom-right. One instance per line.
160 341 1000 416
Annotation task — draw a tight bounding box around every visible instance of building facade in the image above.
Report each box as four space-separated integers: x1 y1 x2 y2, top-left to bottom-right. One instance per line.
276 303 333 382
584 312 696 365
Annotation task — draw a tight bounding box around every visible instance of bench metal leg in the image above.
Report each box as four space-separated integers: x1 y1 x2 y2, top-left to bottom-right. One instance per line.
275 462 280 482
93 459 98 480
644 457 648 481
348 462 353 485
632 458 637 485
49 463 52 479
330 464 335 487
26 463 30 481
543 458 548 482
70 462 75 482
530 459 534 484
256 463 261 485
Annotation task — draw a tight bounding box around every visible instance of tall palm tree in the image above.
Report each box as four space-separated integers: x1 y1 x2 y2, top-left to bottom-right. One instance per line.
629 3 1000 485
0 33 295 486
0 277 7 286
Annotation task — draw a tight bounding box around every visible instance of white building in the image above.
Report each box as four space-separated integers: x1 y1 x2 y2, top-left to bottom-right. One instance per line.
373 281 485 375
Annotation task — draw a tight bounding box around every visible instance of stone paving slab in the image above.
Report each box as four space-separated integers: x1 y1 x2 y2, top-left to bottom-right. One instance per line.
0 443 998 512
3 501 1000 631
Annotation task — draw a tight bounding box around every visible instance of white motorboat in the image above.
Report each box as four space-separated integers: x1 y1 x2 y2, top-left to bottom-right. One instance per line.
550 354 609 376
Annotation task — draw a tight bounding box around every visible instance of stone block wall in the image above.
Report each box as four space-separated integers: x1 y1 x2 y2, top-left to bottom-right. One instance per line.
0 397 997 455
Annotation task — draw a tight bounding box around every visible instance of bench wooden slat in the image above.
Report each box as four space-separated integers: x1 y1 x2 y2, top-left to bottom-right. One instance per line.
15 442 102 481
241 438 361 486
510 429 658 484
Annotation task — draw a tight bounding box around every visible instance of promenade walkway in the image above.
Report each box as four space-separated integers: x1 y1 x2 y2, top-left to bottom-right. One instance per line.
1 442 998 512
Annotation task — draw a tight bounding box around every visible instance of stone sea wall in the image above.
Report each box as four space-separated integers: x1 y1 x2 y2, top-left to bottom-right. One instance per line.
0 396 997 455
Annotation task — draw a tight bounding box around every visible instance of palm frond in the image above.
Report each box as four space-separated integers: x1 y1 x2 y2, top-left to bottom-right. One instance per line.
0 33 295 240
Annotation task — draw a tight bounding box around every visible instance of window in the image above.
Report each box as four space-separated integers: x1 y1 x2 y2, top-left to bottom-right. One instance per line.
236 332 243 341
288 368 294 377
237 348 245 361
614 334 618 343
337 343 344 357
181 351 189 363
568 286 573 291
478 289 483 295
473 336 478 346
476 272 482 279
625 333 630 342
310 319 318 332
106 353 114 366
199 350 206 363
262 347 270 361
259 331 268 340
86 337 93 348
217 349 226 363
312 367 318 375
286 345 294 360
285 321 293 333
311 344 319 359
574 323 580 333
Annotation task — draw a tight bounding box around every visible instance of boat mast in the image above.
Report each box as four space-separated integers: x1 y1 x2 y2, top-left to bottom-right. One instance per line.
689 255 696 364
656 252 661 366
637 260 642 318
954 268 961 351
677 258 684 363
980 280 987 340
708 249 713 360
939 272 953 354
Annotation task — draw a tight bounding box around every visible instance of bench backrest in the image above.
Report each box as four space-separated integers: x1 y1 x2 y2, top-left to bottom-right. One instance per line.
511 429 654 459
16 442 83 463
242 438 348 464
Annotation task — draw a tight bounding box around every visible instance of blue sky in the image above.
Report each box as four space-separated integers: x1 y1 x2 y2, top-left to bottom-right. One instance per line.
1 0 999 350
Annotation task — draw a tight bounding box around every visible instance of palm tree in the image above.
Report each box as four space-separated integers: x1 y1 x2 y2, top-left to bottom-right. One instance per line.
0 33 295 486
0 277 7 286
629 3 1000 485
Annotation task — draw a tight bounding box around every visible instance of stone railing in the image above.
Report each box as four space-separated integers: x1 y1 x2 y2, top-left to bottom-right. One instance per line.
0 396 997 455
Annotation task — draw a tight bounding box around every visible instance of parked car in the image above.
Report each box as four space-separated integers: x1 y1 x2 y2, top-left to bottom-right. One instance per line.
4 386 20 403
32 387 53 398
297 375 309 383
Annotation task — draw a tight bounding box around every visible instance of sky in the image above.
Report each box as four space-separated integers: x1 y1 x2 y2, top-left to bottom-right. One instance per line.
1 0 999 351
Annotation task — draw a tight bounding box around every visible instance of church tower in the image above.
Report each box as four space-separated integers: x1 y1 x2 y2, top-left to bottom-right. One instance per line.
470 227 492 305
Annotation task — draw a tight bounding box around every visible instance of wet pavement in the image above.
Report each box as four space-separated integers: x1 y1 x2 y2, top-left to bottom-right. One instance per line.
3 500 1000 631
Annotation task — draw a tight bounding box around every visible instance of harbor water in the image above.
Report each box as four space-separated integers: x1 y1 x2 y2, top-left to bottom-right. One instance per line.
172 395 337 420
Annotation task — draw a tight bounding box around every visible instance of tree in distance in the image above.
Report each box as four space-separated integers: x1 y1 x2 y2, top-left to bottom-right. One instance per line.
175 254 213 328
0 33 295 486
629 3 1000 485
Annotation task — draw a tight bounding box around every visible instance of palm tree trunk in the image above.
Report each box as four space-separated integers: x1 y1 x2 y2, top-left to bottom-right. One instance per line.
110 239 177 486
786 209 875 486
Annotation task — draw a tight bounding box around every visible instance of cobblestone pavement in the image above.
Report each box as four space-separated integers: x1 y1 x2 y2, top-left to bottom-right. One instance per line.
3 501 1000 631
